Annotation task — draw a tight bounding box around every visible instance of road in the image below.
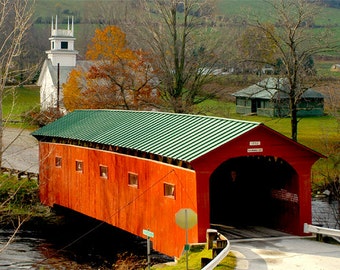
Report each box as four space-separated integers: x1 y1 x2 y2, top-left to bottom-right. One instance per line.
213 225 340 269
231 236 340 270
2 127 39 174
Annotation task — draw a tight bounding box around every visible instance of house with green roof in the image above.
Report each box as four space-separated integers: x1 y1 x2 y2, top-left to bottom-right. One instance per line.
233 78 324 117
32 110 324 258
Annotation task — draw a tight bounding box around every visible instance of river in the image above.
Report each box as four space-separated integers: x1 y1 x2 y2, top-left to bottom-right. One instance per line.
0 210 171 269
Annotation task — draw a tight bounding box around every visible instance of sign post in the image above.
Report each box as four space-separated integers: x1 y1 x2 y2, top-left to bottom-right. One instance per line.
175 208 197 270
143 229 154 270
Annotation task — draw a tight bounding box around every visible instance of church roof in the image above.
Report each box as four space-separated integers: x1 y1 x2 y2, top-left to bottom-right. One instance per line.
37 59 93 88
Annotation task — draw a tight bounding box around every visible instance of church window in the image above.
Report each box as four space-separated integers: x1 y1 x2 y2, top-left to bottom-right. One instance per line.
61 41 68 49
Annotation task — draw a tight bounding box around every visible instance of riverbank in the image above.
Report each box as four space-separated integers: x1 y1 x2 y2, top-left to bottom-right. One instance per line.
0 174 173 269
0 174 45 224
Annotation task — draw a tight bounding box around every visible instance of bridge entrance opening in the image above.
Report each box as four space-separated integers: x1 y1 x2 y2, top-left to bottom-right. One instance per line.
210 156 298 232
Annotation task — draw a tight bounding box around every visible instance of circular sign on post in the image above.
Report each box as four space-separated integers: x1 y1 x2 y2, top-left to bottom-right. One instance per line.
175 208 197 229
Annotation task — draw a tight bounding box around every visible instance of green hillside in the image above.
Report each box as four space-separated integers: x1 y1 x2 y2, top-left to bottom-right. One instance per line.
34 0 340 47
34 0 340 25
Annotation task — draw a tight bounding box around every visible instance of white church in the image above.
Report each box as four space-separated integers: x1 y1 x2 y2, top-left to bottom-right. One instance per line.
38 17 157 112
37 16 83 111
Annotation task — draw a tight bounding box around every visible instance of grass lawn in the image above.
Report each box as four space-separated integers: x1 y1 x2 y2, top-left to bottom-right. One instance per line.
237 114 338 154
152 245 236 270
196 99 339 155
2 85 40 128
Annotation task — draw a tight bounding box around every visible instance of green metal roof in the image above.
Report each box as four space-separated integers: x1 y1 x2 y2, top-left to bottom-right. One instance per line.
233 77 323 100
31 110 260 162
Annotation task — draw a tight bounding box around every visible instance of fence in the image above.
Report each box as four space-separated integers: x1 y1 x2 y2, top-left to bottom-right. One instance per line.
201 229 231 270
304 223 340 238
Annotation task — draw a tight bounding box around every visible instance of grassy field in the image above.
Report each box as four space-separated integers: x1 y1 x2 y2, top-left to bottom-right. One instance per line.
196 98 339 155
3 86 40 128
315 60 340 77
152 245 236 270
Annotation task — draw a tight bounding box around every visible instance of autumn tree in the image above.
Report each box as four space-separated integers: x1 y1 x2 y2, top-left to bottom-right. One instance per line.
63 68 83 111
63 25 157 111
139 0 223 113
240 0 338 141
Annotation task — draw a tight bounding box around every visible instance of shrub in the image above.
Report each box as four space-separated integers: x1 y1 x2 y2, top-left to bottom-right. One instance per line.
0 174 39 209
22 107 64 127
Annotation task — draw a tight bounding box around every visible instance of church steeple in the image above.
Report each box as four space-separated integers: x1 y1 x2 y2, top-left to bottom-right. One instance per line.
46 16 78 67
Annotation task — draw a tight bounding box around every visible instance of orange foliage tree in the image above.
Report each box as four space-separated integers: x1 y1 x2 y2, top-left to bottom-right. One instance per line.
63 68 83 111
63 26 158 111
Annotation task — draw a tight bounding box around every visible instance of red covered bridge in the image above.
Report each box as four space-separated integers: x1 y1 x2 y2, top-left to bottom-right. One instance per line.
32 110 323 258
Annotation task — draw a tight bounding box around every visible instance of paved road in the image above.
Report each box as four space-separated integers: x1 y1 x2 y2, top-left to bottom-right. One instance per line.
2 127 39 174
231 236 340 270
213 225 340 269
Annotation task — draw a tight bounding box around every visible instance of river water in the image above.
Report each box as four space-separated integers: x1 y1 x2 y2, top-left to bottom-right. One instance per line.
0 210 171 269
0 229 64 269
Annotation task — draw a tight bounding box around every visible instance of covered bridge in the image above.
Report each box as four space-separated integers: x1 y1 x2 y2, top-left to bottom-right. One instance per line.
32 110 324 258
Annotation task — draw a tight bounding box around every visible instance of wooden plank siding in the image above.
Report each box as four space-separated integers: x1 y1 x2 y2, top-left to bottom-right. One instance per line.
38 142 198 257
34 111 325 258
191 125 322 236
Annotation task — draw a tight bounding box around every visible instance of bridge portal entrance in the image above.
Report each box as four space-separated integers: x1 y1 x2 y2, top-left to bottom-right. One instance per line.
210 156 298 232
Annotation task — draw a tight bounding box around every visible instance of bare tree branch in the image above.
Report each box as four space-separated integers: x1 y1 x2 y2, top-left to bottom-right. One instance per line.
238 0 339 141
139 0 222 113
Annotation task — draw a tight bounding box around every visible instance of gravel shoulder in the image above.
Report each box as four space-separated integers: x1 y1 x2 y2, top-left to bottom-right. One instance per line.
2 127 39 174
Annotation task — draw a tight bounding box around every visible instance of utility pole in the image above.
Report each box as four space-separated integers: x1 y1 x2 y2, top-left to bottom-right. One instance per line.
57 63 60 111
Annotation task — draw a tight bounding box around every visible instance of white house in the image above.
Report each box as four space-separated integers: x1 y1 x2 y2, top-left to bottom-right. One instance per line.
37 16 79 111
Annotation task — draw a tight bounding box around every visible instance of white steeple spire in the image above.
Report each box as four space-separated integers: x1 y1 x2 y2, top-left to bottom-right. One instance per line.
46 15 78 67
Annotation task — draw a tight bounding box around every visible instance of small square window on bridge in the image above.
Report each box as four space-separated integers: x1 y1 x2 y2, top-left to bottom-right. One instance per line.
76 160 83 173
55 156 62 167
164 183 175 198
128 172 138 188
100 165 108 179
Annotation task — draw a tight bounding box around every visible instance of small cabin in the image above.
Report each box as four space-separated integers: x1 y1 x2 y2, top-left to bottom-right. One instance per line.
32 110 324 258
233 78 324 117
